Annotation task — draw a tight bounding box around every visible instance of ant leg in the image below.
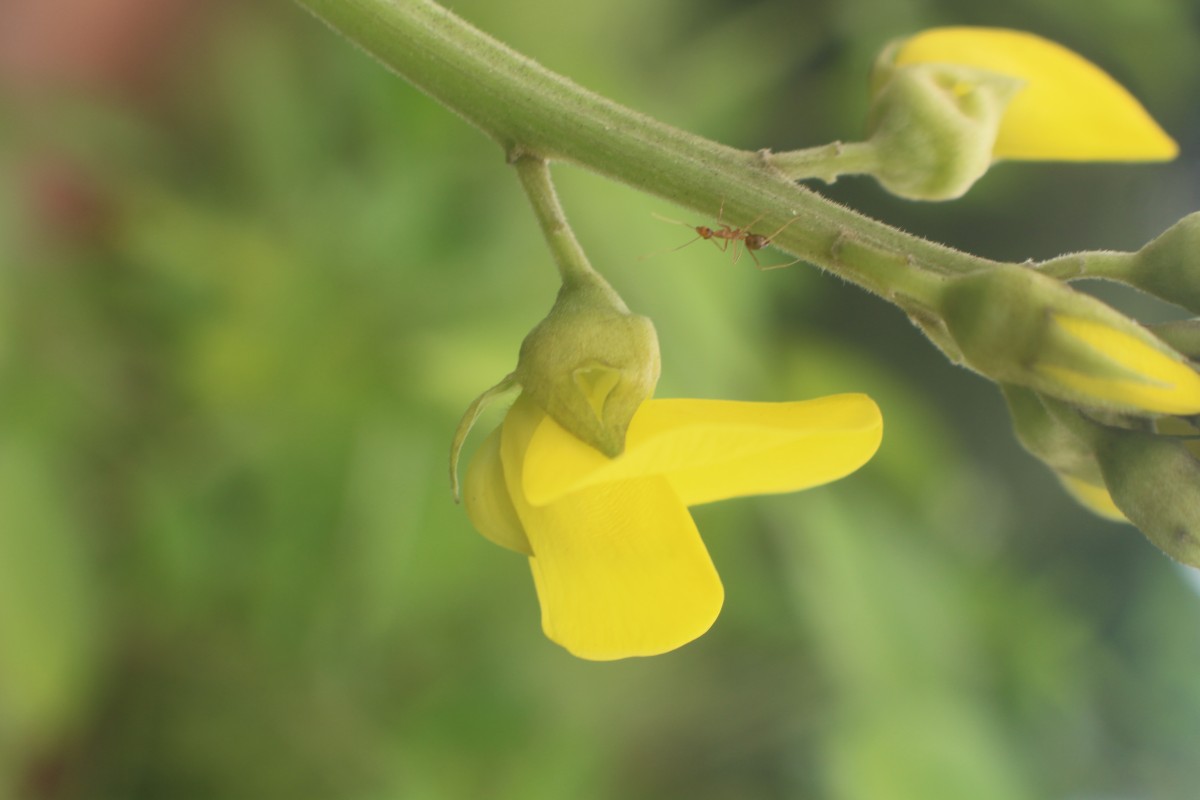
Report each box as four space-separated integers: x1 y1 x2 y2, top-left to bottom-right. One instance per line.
743 210 769 231
757 255 805 271
765 214 802 240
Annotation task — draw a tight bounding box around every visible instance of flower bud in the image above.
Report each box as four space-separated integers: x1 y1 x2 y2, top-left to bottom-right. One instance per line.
1001 385 1125 521
1124 213 1200 314
1003 384 1100 479
887 27 1177 163
1088 425 1200 566
1057 474 1127 523
866 56 1020 200
515 272 660 458
938 266 1200 415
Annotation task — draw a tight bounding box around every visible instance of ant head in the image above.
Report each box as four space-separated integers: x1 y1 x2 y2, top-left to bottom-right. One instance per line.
695 225 715 239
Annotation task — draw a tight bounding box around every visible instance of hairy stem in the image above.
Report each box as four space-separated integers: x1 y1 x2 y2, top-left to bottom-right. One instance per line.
512 156 596 285
294 0 1001 304
1034 250 1134 281
768 141 882 183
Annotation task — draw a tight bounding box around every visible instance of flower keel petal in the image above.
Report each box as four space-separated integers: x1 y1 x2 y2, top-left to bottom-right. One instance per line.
463 426 532 555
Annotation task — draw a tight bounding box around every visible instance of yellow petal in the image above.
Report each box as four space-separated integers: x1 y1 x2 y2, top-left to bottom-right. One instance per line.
894 27 1177 161
526 478 723 660
1038 315 1200 415
462 426 532 555
1058 474 1128 522
523 395 883 507
501 395 723 660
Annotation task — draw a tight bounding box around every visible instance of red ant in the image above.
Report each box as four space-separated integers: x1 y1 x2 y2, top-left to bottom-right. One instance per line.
650 202 803 269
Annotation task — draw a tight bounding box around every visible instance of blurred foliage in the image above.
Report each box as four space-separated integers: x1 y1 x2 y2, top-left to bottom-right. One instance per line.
1 0 1200 798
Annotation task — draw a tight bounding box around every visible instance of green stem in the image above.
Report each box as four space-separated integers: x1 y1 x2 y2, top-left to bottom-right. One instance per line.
294 0 1003 300
1034 250 1135 281
768 141 882 184
512 156 595 284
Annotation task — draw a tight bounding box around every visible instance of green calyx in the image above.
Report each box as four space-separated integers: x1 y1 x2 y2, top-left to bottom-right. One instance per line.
1127 212 1200 314
515 270 660 458
865 50 1021 201
448 267 659 501
1000 384 1128 522
1002 384 1103 484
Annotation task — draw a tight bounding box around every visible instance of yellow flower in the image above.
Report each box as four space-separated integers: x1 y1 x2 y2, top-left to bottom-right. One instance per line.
891 26 1177 162
463 392 883 661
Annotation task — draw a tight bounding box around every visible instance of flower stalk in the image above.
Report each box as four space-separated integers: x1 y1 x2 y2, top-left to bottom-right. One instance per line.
768 141 882 184
512 155 596 285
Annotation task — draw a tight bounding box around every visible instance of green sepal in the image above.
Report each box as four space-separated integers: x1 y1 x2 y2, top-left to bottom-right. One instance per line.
450 373 518 501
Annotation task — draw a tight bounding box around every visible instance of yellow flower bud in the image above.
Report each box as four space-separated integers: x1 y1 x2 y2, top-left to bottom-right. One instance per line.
939 266 1200 415
891 27 1177 162
864 27 1177 201
1002 385 1126 522
1038 316 1200 416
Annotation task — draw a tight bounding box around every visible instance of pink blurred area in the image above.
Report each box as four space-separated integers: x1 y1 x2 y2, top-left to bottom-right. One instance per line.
0 0 222 247
0 0 207 97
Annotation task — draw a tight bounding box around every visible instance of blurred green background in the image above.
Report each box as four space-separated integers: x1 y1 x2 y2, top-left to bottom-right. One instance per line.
2 0 1200 797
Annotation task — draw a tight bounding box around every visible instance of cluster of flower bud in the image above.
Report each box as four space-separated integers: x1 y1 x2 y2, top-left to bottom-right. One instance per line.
1004 386 1200 565
929 259 1200 565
